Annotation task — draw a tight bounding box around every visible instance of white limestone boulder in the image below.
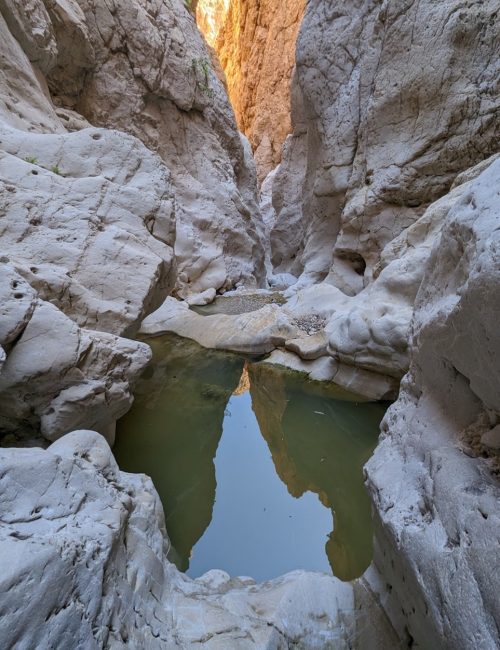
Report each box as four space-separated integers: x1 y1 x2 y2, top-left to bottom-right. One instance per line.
0 122 175 337
0 291 151 443
141 296 299 355
365 156 500 648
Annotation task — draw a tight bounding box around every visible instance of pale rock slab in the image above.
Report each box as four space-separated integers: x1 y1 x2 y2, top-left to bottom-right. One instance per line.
365 157 500 648
262 350 398 402
141 297 299 355
186 287 217 307
0 263 37 347
140 285 400 400
326 169 484 379
0 122 175 337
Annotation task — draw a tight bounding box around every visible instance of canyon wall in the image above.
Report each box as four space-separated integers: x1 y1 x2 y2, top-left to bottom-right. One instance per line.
260 2 500 646
196 0 229 48
366 155 500 649
271 0 500 291
207 0 306 183
255 0 500 392
0 0 265 441
1 0 500 647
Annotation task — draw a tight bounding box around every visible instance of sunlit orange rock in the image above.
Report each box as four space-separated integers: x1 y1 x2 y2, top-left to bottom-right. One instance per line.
197 0 306 184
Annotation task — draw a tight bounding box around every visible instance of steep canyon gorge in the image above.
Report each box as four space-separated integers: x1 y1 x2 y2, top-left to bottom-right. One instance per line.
0 0 499 648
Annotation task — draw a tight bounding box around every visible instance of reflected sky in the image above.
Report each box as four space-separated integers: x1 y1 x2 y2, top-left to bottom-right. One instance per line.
188 391 332 580
114 334 387 582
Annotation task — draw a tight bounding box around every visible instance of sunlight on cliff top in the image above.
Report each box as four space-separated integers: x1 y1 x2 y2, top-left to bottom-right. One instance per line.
196 0 230 48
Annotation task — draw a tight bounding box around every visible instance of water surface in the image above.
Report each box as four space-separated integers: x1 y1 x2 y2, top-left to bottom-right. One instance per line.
114 334 387 582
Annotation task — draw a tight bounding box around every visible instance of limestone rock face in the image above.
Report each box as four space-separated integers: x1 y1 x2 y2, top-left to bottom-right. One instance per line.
272 0 500 288
0 429 395 649
0 123 175 337
211 0 306 183
0 115 173 441
365 158 500 648
326 159 493 380
0 0 57 74
0 0 266 300
0 6 62 131
0 0 266 438
61 0 266 297
0 264 151 443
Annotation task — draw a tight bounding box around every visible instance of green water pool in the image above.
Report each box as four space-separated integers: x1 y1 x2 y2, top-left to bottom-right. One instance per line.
114 334 387 582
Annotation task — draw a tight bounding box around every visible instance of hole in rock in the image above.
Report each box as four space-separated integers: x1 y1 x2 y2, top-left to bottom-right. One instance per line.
115 334 388 582
336 250 367 277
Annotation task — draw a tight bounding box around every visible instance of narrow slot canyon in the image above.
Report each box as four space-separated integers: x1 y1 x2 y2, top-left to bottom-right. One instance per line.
196 0 306 183
0 1 499 649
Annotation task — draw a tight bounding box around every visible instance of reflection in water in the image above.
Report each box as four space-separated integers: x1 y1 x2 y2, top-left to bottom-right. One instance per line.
188 389 333 580
249 364 387 581
115 334 387 581
114 335 244 571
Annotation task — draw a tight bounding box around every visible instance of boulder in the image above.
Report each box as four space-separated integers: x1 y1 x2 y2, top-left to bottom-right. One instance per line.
0 123 175 337
0 286 151 443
